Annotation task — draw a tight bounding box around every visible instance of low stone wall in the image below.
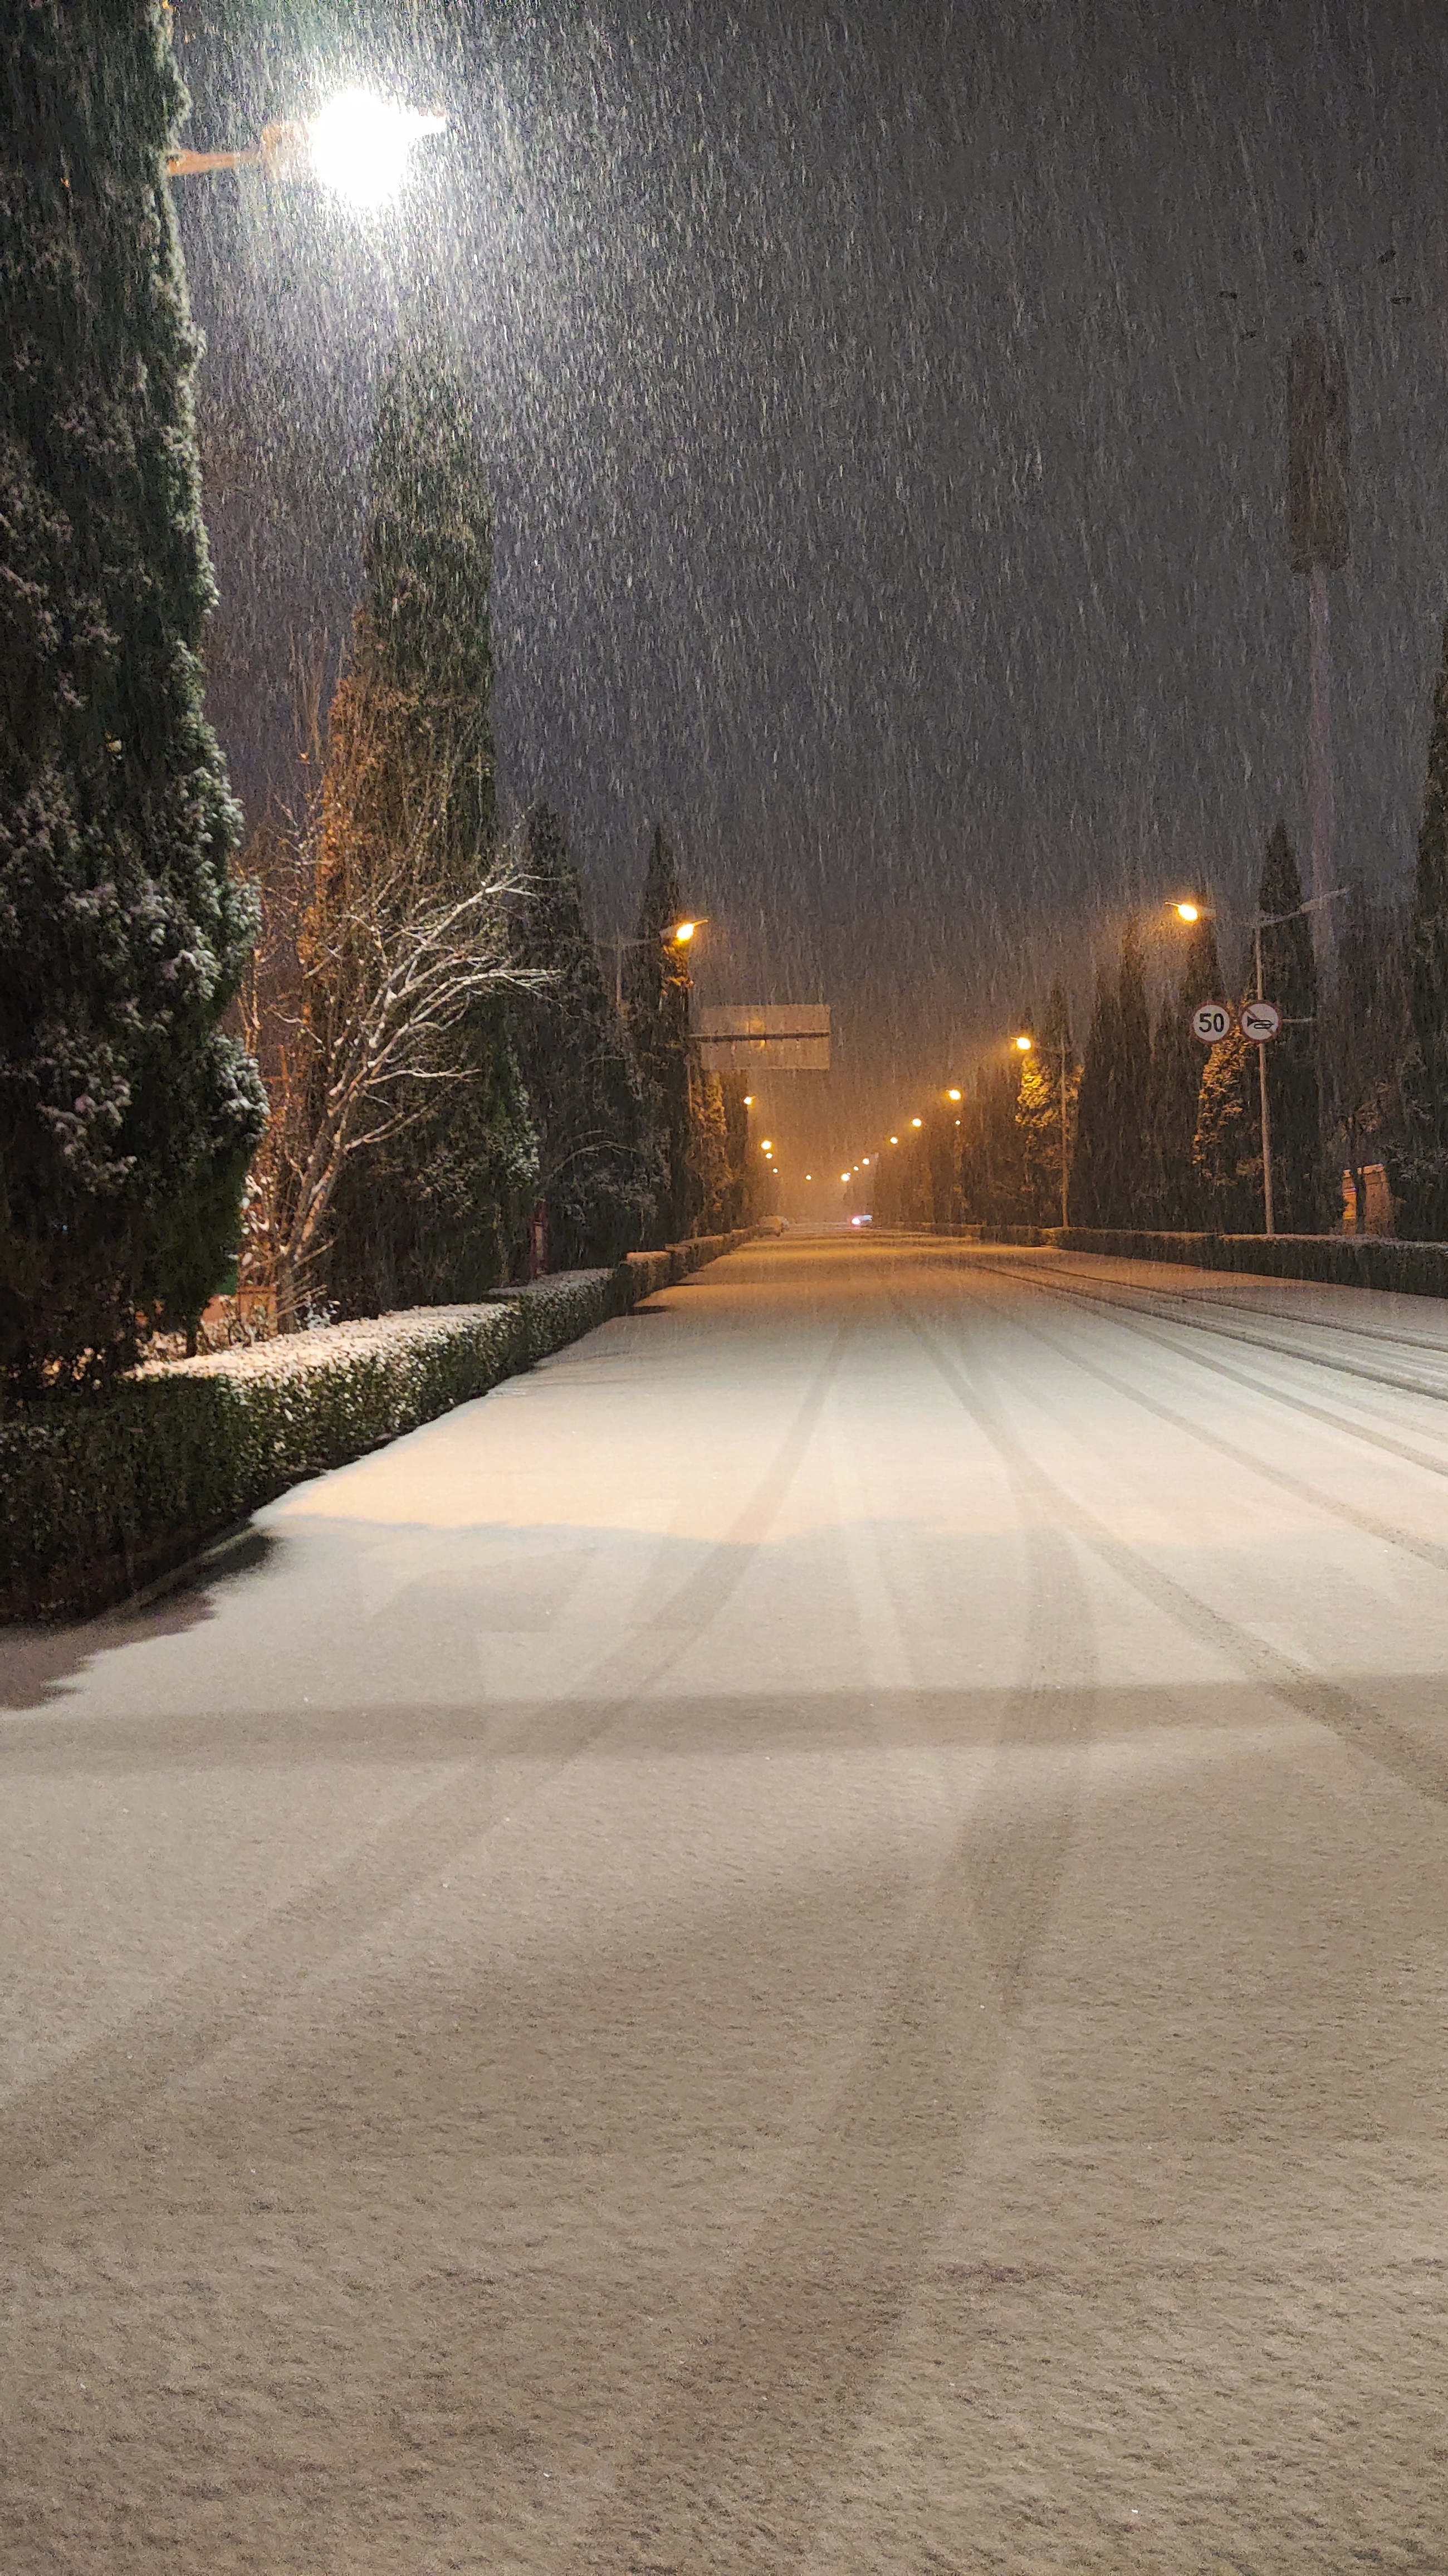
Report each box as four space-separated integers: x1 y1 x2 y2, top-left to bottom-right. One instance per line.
0 1227 764 1627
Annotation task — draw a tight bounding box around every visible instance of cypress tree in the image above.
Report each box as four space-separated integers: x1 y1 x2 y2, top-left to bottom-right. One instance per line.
307 339 536 1311
1015 982 1079 1225
1391 612 1448 1238
625 827 693 1241
509 802 660 1267
1146 910 1225 1227
1256 819 1325 1231
1116 916 1152 1223
0 1 266 1382
1193 1015 1261 1231
1067 965 1120 1227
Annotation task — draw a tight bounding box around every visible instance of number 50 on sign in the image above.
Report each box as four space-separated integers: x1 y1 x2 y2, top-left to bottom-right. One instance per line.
1190 1000 1232 1044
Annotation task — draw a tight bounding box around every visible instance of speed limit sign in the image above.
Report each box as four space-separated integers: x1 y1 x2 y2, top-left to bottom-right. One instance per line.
1190 999 1232 1044
1240 999 1282 1042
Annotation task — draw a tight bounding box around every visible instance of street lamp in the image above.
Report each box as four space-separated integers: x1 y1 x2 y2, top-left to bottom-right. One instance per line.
612 917 705 1008
167 91 448 209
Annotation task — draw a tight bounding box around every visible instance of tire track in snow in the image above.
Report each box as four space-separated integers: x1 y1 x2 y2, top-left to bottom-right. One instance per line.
906 1291 1448 1819
570 1309 1099 2575
0 1317 854 2197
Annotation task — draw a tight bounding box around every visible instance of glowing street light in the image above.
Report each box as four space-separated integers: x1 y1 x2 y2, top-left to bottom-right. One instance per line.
167 90 448 211
309 90 448 209
910 1116 923 1129
840 1171 851 1183
1015 1033 1033 1053
1174 899 1201 923
889 1135 899 1145
946 1087 962 1101
672 917 707 944
743 1094 754 1106
761 1139 773 1152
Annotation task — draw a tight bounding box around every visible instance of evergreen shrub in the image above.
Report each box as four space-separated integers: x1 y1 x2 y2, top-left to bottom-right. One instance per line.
2 1233 765 1621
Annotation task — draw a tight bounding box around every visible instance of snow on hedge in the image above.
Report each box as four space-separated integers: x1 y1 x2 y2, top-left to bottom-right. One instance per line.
1 1231 764 1623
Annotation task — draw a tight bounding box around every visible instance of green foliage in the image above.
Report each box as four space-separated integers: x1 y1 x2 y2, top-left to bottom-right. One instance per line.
1392 612 1448 1238
625 826 694 1240
0 0 266 1382
509 803 661 1266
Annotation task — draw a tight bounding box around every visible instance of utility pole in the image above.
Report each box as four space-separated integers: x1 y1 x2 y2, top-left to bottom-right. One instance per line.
1253 919 1276 1237
1286 325 1349 989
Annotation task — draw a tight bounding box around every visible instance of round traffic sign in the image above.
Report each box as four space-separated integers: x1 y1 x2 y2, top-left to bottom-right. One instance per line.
1240 998 1282 1042
1190 999 1232 1044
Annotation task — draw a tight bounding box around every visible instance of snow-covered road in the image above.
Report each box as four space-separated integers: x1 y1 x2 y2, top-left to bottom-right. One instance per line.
4 1231 1448 2572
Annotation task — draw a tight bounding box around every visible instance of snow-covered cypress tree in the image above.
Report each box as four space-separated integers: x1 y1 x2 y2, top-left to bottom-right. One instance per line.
307 339 535 1311
624 826 694 1241
1146 910 1225 1227
1116 915 1152 1224
1391 613 1448 1238
1066 964 1120 1227
1193 1016 1261 1231
0 0 265 1381
1015 982 1079 1225
509 802 660 1266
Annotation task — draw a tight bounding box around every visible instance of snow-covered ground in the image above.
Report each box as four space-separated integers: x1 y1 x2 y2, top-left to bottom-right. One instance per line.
4 1232 1448 2573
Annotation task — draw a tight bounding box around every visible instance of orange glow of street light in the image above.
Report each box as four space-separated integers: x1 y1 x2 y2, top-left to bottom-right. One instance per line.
947 1087 962 1101
889 1135 899 1145
840 1171 851 1183
672 918 703 944
743 1094 754 1106
910 1116 923 1128
1015 1034 1033 1052
1174 901 1200 923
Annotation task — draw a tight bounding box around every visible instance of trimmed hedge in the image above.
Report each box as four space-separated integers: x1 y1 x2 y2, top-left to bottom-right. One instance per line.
1024 1228 1448 1298
1 1228 765 1624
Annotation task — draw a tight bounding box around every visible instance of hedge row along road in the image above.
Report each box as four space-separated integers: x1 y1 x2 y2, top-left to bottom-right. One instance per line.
4 1232 1448 2572
0 1232 761 1625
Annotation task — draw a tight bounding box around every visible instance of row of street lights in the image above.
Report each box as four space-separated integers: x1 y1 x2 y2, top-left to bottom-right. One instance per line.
859 886 1336 1238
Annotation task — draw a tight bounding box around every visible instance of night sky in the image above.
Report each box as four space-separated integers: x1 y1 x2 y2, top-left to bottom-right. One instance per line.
174 0 1448 1180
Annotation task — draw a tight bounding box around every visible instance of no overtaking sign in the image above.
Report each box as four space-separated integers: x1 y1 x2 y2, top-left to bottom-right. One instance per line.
1190 998 1282 1043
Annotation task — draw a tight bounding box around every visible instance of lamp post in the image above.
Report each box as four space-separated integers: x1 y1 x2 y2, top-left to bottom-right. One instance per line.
612 918 705 1011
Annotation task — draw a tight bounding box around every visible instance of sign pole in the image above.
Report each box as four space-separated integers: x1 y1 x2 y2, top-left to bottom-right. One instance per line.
1254 922 1275 1238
